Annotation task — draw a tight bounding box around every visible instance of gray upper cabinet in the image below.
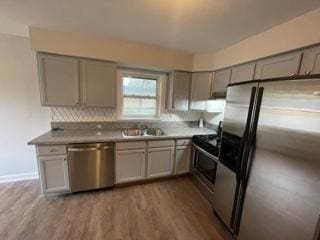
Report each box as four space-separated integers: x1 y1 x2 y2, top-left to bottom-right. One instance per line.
300 45 320 75
212 68 231 93
190 72 212 111
37 52 117 107
37 53 80 106
230 63 256 84
167 71 191 111
81 59 116 108
254 52 302 80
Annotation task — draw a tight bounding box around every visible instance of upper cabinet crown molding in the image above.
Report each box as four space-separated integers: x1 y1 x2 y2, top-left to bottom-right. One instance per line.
254 52 302 80
167 71 191 111
299 45 320 75
190 72 213 111
37 52 116 108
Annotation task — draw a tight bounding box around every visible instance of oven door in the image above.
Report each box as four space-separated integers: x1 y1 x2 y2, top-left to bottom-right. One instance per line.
192 144 218 189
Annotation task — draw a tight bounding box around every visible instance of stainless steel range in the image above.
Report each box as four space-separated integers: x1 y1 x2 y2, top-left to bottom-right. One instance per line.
191 123 222 204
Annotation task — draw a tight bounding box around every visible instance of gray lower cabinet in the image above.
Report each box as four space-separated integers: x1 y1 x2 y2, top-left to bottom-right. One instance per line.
190 72 213 110
175 145 191 174
38 155 69 194
36 145 70 194
212 68 231 94
254 52 302 80
115 149 146 184
230 63 256 84
115 140 177 182
147 147 175 178
37 52 117 107
167 71 191 111
37 53 80 106
81 59 116 107
300 45 320 75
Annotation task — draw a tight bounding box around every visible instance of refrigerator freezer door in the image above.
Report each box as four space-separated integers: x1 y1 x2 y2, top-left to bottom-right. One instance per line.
213 82 258 229
238 78 320 240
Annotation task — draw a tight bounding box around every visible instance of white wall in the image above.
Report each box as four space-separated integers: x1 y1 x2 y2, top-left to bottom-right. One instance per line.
29 27 194 72
0 33 51 182
193 8 320 71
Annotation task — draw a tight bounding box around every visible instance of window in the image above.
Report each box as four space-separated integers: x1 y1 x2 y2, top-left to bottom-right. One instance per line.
119 71 162 119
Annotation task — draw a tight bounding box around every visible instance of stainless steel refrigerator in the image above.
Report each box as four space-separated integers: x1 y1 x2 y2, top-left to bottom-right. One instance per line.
213 76 320 240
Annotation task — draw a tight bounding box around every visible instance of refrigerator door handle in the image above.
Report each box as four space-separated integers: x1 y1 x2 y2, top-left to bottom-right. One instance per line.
241 87 264 183
236 87 257 181
314 214 320 240
233 86 265 235
243 87 257 139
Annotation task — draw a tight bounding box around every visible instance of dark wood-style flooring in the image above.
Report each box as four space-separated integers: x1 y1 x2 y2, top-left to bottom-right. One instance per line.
0 177 225 240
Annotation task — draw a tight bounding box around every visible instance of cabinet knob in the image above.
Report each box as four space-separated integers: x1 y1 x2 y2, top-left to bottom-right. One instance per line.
305 70 311 75
50 149 56 152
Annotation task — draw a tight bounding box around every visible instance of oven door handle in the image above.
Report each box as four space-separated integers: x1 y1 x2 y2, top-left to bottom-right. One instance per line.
192 143 219 163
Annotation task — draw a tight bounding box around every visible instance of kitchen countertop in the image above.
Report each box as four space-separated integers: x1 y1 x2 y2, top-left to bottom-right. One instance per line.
28 127 216 145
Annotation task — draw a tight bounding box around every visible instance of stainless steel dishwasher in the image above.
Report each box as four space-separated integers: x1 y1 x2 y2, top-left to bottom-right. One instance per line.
67 143 114 192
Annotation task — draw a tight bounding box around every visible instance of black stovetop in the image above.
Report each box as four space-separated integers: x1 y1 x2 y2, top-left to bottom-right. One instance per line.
192 134 221 157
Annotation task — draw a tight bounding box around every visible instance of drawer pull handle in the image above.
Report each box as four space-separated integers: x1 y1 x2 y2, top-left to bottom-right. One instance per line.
290 72 296 77
68 146 111 152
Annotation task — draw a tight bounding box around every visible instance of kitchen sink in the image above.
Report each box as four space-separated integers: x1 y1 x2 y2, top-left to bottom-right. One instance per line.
122 129 144 137
143 128 164 136
122 128 165 137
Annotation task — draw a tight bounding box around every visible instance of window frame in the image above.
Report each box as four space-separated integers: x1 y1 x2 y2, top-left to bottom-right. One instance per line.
118 70 163 120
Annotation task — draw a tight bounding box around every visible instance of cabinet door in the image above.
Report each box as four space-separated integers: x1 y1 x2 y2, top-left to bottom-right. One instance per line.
175 146 191 174
254 52 302 80
38 155 70 194
37 53 80 106
173 71 191 111
190 72 212 110
115 149 146 183
300 46 320 75
147 147 174 178
212 69 231 92
168 71 191 111
81 59 116 107
230 63 256 84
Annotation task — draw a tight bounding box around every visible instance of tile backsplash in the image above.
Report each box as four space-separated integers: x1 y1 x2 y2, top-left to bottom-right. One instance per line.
51 107 203 122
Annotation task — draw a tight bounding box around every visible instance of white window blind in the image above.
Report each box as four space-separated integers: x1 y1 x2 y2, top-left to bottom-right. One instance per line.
120 72 161 119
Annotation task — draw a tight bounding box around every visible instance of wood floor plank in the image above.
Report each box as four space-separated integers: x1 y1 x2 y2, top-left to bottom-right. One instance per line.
0 177 225 240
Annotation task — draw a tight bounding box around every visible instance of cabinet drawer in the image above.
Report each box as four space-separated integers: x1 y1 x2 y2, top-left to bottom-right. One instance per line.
176 139 191 146
148 140 175 148
116 141 146 150
37 145 67 156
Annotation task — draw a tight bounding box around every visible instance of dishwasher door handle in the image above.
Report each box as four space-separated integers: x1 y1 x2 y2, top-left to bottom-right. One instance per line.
68 146 112 152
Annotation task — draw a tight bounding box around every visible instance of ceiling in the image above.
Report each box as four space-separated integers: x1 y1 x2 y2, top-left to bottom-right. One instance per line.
0 0 320 53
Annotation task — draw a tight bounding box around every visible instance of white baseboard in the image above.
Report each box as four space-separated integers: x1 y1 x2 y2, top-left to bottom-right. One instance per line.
0 172 39 183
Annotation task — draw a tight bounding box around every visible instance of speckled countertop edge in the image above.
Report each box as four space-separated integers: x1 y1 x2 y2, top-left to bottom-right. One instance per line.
28 127 216 145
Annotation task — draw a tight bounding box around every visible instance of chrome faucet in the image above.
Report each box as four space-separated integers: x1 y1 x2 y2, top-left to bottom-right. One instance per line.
136 123 148 130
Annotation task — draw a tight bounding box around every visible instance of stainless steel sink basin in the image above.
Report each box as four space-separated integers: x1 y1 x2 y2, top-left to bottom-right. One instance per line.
122 129 144 137
143 128 164 136
122 128 165 137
